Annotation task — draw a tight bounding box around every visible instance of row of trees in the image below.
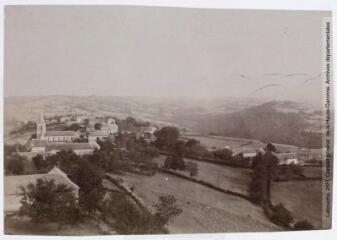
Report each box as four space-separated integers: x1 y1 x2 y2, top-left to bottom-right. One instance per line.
153 126 252 168
249 143 314 230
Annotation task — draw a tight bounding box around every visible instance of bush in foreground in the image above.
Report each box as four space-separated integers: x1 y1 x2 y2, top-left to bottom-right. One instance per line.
294 219 315 230
270 203 293 228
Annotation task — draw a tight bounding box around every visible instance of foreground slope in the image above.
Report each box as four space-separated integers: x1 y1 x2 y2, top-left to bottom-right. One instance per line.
112 172 280 233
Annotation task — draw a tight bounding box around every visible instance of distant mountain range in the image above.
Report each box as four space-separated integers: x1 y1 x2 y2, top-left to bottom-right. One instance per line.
4 96 323 148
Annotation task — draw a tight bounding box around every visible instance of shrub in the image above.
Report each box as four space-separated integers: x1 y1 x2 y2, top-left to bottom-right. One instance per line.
164 156 186 171
153 195 182 226
294 220 315 230
271 203 293 228
32 154 46 171
213 148 233 161
186 161 198 178
5 154 25 175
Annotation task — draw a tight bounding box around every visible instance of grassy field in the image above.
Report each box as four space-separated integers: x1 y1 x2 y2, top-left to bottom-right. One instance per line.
154 155 251 196
5 215 104 235
303 167 323 178
112 172 280 233
155 155 323 230
271 180 323 229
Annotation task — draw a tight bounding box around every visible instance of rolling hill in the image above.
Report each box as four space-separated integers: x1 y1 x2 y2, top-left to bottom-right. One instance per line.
4 96 322 148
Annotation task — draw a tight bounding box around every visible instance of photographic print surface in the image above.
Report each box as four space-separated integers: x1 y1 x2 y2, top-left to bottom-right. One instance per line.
3 5 333 235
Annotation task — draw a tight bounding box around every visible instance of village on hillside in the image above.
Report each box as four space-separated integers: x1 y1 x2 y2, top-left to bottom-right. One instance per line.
4 111 324 234
4 4 331 237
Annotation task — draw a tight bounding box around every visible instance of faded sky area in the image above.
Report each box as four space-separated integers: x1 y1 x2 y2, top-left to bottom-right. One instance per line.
4 6 330 103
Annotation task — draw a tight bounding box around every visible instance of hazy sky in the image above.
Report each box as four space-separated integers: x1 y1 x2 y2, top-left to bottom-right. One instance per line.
5 6 330 103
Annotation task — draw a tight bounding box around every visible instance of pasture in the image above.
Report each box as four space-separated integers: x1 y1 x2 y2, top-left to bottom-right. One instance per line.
113 172 280 233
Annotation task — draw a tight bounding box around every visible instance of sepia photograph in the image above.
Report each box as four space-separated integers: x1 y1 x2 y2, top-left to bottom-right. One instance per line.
3 3 334 236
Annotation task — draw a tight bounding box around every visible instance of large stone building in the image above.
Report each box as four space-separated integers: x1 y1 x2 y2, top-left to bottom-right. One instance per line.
37 114 79 142
30 114 99 156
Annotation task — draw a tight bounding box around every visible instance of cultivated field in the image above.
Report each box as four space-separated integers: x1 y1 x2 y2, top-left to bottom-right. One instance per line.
112 172 280 233
271 180 323 228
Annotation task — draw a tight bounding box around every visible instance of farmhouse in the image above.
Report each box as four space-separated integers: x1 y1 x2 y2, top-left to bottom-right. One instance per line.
4 167 79 213
276 152 298 165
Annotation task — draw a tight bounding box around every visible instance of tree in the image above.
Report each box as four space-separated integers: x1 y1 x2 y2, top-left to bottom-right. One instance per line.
83 118 90 126
213 148 233 161
164 156 185 171
32 154 45 171
294 219 315 230
153 195 182 226
264 143 279 200
184 139 209 158
94 122 102 130
174 140 186 157
70 159 105 215
249 164 267 203
5 154 25 175
66 123 83 132
101 192 150 234
154 126 179 150
18 178 79 230
186 161 198 178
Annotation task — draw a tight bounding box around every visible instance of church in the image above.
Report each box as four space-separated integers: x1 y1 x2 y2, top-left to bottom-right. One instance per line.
36 114 79 142
31 114 99 156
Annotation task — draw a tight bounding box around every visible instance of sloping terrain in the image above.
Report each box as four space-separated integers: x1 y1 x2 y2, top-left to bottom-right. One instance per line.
271 180 323 229
5 96 322 149
113 172 280 233
192 101 323 148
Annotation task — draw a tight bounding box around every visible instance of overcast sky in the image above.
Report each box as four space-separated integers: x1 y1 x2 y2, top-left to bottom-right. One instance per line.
4 6 330 103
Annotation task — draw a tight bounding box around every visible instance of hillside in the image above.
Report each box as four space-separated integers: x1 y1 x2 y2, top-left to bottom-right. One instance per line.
191 101 323 148
4 96 322 148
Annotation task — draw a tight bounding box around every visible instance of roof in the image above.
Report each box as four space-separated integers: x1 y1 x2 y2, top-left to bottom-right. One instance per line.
89 131 109 137
5 172 79 196
243 152 257 158
31 139 48 147
4 168 79 212
47 142 95 151
45 131 77 137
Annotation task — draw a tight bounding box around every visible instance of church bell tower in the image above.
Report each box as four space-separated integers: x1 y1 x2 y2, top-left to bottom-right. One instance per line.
36 113 46 139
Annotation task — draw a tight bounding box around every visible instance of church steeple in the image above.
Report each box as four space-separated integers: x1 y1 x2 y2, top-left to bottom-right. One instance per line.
36 113 46 139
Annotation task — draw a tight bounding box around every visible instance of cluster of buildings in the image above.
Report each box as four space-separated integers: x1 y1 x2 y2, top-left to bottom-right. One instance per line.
6 113 159 215
25 113 158 158
30 114 102 156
